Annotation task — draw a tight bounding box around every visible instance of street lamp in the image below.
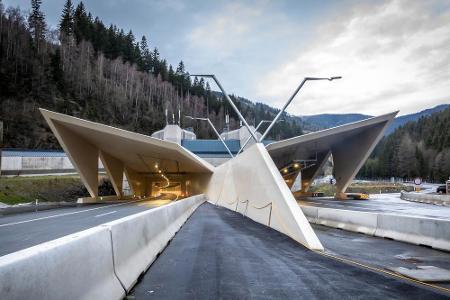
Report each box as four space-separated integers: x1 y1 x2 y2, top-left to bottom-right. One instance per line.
259 76 342 142
185 115 234 158
237 119 284 155
190 74 259 143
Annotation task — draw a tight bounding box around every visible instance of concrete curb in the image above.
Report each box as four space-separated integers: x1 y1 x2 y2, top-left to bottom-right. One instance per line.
300 205 450 252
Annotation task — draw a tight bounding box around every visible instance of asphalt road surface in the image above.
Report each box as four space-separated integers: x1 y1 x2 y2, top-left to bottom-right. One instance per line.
313 224 450 290
0 195 176 257
129 203 449 299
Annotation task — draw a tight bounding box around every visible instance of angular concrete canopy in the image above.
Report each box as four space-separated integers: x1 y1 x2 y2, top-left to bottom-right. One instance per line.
266 112 398 195
40 109 396 251
40 109 214 198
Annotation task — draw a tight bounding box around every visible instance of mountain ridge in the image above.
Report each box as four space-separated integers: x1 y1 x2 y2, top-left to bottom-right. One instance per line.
297 104 449 135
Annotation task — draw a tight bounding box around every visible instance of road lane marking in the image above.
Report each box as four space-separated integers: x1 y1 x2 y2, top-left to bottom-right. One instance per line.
0 200 141 228
95 211 117 218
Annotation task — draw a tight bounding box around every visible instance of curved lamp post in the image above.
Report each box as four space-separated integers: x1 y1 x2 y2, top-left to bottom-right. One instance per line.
259 76 342 142
190 74 259 143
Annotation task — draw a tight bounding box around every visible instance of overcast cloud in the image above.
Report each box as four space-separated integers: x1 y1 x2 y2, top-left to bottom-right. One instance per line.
4 0 449 116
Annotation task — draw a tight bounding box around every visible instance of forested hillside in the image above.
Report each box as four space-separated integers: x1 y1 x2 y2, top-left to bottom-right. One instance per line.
0 0 303 149
358 107 450 182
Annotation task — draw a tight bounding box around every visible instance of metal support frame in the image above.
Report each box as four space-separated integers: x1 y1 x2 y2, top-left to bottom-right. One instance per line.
237 119 283 155
259 76 342 142
190 74 259 143
185 116 234 158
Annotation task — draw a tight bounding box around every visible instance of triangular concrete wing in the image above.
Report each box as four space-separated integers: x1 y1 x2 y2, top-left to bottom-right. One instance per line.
207 143 324 250
266 112 398 195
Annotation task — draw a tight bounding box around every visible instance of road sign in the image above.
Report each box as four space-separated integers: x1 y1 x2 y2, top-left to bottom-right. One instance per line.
414 177 422 185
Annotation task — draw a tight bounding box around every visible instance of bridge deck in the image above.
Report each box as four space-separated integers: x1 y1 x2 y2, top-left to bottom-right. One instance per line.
130 202 448 299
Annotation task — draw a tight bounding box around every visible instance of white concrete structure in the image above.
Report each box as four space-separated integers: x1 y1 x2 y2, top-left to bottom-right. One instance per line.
40 109 213 199
266 112 398 198
206 143 324 250
39 108 396 250
151 124 196 143
221 125 263 150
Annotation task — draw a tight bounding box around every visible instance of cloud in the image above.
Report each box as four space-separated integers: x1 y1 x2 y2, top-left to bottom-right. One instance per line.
255 0 450 116
182 0 300 97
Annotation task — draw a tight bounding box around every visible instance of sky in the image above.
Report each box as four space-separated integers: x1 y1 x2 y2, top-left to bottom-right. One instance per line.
4 0 450 116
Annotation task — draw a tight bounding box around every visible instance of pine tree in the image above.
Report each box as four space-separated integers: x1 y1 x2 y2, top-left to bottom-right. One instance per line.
59 0 74 42
73 1 88 43
139 36 151 73
176 60 185 75
28 0 47 53
151 47 160 74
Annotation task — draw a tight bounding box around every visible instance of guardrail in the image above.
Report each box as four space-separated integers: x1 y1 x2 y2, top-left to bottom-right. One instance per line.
0 194 206 300
300 205 450 252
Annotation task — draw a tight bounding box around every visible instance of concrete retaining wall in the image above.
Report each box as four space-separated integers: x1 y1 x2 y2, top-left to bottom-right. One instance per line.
300 205 450 251
1 155 104 175
401 191 450 206
0 195 206 299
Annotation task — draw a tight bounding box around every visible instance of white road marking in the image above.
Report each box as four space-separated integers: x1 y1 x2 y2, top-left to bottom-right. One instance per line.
0 200 141 228
94 211 117 218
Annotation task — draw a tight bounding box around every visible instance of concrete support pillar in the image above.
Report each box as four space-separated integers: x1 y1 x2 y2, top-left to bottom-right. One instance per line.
145 180 153 197
181 180 187 197
52 122 99 198
100 151 124 198
124 167 146 197
332 123 387 197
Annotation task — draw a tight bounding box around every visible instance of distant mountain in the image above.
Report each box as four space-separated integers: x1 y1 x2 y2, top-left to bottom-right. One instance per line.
384 104 449 135
299 104 449 135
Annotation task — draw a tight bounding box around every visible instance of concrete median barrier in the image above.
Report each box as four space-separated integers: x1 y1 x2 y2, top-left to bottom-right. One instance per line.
0 226 125 300
316 207 378 235
300 206 318 223
300 204 450 251
375 214 450 251
105 194 205 291
401 191 450 206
